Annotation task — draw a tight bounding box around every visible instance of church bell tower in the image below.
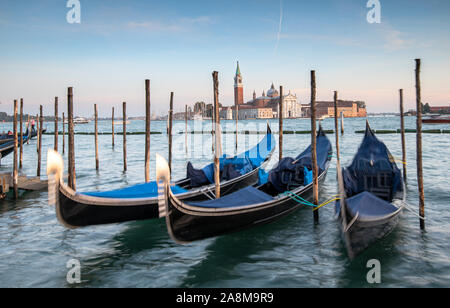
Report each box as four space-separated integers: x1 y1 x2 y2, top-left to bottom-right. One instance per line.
234 61 244 106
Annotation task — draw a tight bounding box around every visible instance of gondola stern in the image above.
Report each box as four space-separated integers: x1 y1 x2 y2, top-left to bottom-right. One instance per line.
156 153 190 244
47 149 64 207
156 153 171 218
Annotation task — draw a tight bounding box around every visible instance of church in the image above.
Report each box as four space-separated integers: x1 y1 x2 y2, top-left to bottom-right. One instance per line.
227 62 302 119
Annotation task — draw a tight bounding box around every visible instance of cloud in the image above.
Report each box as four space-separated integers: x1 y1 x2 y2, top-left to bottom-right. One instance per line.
382 27 414 51
127 16 211 33
274 0 283 55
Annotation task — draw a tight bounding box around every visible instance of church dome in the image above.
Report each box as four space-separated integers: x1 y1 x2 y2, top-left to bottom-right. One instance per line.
267 83 279 97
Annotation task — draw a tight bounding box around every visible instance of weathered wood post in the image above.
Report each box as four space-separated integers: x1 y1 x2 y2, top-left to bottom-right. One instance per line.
37 105 43 177
340 111 344 135
13 100 18 199
311 71 319 223
94 104 99 171
36 113 40 153
334 91 341 168
415 59 425 230
185 105 188 154
279 86 284 161
19 98 23 169
211 107 215 153
212 71 221 199
54 97 58 151
145 80 151 182
112 107 115 148
168 92 174 171
334 91 353 258
62 113 65 154
123 102 127 172
68 87 76 190
399 89 407 183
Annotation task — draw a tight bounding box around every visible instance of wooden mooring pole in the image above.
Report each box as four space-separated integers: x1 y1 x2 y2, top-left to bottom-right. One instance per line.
212 71 221 199
334 91 341 167
13 100 18 199
168 92 174 171
399 89 407 183
145 80 150 182
54 97 58 151
211 108 214 153
62 113 65 155
279 86 284 161
123 102 127 172
112 107 115 148
340 111 344 135
94 104 99 171
19 98 23 169
36 114 40 153
68 87 76 190
415 59 425 230
311 71 319 223
37 105 43 177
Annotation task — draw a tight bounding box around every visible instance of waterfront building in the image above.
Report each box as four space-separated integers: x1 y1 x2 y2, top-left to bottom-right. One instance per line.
301 101 367 118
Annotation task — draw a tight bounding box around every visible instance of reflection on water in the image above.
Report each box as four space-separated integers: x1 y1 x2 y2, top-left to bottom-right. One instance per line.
0 117 449 287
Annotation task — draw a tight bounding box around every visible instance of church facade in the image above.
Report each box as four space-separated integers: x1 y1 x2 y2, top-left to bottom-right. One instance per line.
230 62 302 119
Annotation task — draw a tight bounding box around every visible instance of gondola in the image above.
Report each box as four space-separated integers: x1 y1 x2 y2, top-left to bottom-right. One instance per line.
46 125 276 228
0 127 37 145
157 126 332 243
0 130 32 161
335 122 405 259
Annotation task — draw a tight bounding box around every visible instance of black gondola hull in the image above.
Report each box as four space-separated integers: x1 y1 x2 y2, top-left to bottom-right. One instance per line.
338 209 402 258
166 169 328 243
56 163 262 228
0 134 31 160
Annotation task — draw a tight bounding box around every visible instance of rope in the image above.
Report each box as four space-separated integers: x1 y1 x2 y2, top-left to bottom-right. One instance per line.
282 191 340 211
403 201 426 221
392 155 407 165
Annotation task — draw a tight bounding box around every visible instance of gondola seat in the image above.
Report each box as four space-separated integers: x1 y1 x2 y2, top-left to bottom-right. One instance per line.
83 181 188 199
186 186 274 208
345 191 399 220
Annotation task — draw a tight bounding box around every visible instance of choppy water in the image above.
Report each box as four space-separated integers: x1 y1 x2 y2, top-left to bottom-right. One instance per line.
0 116 449 288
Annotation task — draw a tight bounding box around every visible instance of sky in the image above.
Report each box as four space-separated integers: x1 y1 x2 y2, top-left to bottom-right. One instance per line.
0 0 449 117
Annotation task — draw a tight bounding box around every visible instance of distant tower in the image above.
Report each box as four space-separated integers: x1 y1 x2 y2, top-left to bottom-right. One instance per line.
234 61 244 106
253 90 256 100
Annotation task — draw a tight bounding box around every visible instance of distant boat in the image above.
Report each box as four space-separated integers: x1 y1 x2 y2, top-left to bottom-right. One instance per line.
74 117 90 124
63 117 90 125
114 120 130 125
193 113 203 121
422 115 450 124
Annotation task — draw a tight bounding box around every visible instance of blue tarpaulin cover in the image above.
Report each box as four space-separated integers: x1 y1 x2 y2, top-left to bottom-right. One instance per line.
188 130 275 186
81 129 275 200
186 186 274 208
83 182 188 199
345 191 399 220
344 127 403 200
267 131 332 193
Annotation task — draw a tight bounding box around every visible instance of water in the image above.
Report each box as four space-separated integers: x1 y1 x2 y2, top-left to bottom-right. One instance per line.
0 116 449 288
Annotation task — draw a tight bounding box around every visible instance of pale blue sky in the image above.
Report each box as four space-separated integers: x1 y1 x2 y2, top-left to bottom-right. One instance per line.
0 0 449 116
